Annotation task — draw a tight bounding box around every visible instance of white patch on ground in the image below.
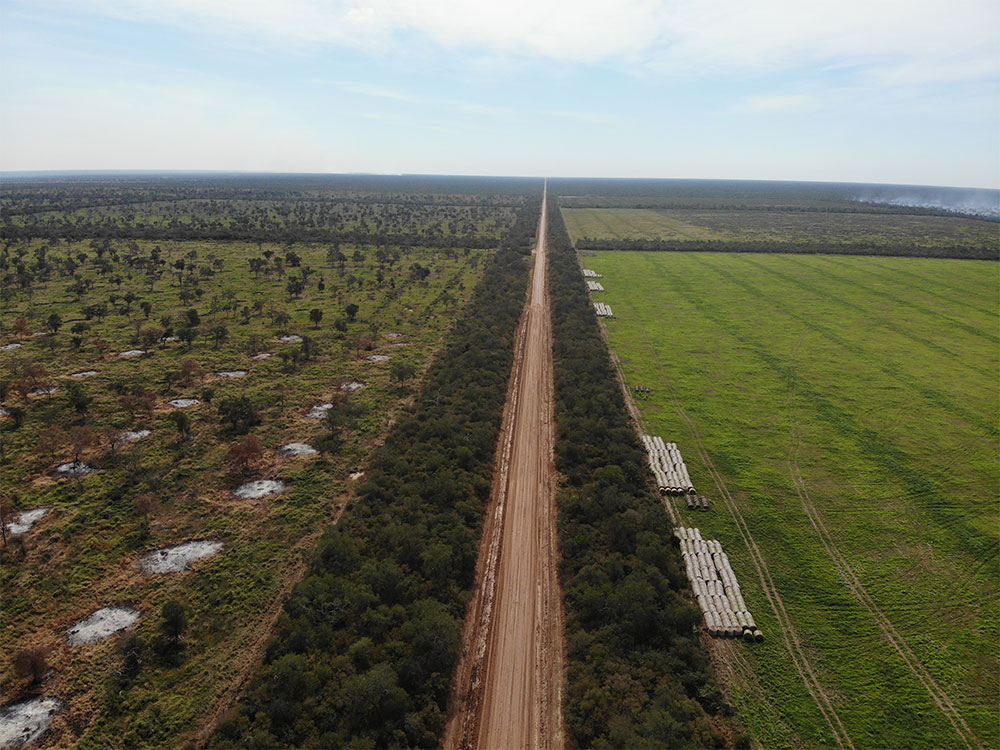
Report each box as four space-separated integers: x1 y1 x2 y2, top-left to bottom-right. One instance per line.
0 343 22 351
163 336 179 342
279 334 302 343
340 381 366 393
0 409 8 418
391 343 409 347
54 462 94 477
216 370 248 378
250 352 272 360
0 696 63 748
364 354 390 363
141 540 224 574
386 332 403 339
279 442 317 457
168 398 200 409
5 507 50 536
69 370 99 378
30 387 58 396
119 429 151 443
117 349 146 358
233 479 286 499
349 471 365 481
67 606 140 645
306 403 333 419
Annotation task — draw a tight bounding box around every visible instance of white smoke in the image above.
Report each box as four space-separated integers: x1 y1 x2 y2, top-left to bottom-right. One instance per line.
852 187 1000 219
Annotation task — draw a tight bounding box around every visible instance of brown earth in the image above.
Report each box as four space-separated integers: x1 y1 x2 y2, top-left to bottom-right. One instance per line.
444 186 564 750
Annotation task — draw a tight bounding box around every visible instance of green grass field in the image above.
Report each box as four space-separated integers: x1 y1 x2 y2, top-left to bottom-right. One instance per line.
582 250 998 749
563 207 999 248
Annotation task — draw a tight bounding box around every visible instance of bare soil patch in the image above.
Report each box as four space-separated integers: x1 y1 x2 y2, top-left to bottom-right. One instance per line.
0 696 63 749
119 429 151 443
5 508 50 536
53 462 94 478
232 479 286 499
278 442 317 457
141 541 224 574
66 606 140 645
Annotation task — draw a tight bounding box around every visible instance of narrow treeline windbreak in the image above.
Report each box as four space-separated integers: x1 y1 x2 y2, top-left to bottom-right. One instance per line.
547 205 741 747
209 198 539 749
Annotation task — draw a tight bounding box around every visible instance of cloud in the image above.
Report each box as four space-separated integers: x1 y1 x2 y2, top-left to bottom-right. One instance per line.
25 0 999 86
738 93 818 113
316 79 616 123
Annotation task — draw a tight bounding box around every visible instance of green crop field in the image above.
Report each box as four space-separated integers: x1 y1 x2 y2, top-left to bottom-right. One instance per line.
581 250 998 749
562 207 999 248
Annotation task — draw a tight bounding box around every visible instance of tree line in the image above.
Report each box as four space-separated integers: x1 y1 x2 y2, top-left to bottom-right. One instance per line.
209 198 541 749
547 206 743 747
575 237 999 261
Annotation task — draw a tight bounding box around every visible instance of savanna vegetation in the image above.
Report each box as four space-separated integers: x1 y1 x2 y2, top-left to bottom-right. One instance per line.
0 175 537 747
209 198 538 749
547 205 739 747
580 249 998 749
554 178 998 260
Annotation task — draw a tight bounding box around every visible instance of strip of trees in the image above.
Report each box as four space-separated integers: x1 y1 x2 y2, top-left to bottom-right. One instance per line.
209 199 539 749
575 237 998 261
547 205 741 748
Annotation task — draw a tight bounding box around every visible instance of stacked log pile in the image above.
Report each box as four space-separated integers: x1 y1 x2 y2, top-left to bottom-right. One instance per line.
581 268 603 278
675 526 763 642
593 302 615 318
641 434 694 493
586 280 605 292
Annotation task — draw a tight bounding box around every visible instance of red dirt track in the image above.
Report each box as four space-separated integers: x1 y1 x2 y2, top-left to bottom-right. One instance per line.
444 185 564 750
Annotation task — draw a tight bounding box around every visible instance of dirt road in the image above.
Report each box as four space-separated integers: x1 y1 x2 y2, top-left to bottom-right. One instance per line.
445 185 564 750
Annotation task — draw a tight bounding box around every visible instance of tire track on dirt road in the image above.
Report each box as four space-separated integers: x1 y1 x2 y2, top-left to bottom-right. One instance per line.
444 185 564 750
607 273 854 750
788 423 983 750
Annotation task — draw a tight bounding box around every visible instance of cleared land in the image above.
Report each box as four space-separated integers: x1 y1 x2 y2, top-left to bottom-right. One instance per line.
584 250 998 749
446 189 563 750
0 236 491 747
562 207 999 248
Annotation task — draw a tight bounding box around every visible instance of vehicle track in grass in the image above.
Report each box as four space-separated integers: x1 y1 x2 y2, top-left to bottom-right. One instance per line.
445 185 564 750
788 422 983 750
604 279 854 750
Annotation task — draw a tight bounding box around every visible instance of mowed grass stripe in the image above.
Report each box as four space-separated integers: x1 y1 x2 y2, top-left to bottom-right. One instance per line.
821 256 999 325
784 254 999 345
588 251 999 748
744 254 996 382
708 255 999 441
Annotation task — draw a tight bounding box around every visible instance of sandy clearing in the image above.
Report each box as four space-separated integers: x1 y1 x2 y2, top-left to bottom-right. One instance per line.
446 184 564 750
0 696 63 748
67 606 140 645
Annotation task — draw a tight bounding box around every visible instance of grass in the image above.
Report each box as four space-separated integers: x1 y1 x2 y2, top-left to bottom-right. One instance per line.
582 250 998 749
0 238 489 747
562 207 999 248
562 208 729 241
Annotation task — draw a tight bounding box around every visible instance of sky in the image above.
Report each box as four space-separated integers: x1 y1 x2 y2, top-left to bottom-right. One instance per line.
1 0 998 188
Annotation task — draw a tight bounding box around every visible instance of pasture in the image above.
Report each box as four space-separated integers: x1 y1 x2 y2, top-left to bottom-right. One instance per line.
583 249 998 749
562 206 999 248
